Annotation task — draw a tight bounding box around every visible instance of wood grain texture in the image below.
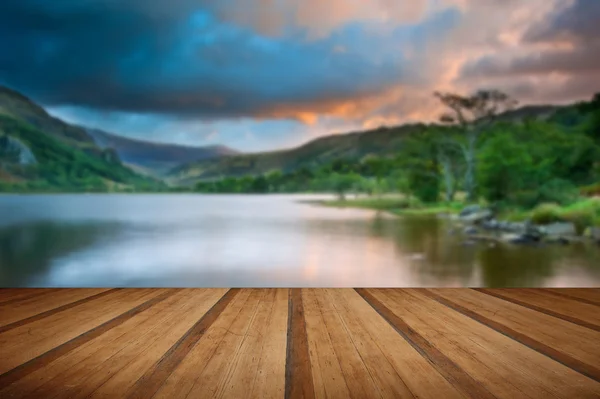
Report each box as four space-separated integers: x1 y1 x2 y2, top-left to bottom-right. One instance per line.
424 289 600 382
1 288 600 399
0 289 118 333
371 289 600 399
356 288 495 399
0 289 175 389
543 288 600 305
285 289 315 399
476 288 600 331
540 289 600 307
126 288 238 399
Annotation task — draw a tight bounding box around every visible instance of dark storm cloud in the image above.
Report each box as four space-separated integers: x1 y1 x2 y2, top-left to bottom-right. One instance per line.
458 0 600 81
0 0 411 120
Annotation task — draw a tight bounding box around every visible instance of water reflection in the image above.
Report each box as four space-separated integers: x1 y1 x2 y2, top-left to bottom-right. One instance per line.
0 194 599 287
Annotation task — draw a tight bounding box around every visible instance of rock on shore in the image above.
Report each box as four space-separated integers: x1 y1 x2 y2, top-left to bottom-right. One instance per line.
452 205 594 246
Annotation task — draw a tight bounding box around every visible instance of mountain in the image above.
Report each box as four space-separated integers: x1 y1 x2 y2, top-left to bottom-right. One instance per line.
0 86 162 192
86 129 239 177
168 105 563 186
0 86 95 148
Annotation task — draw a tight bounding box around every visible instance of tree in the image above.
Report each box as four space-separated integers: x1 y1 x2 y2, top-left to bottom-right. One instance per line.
397 131 441 203
478 133 535 202
435 89 518 202
330 173 360 201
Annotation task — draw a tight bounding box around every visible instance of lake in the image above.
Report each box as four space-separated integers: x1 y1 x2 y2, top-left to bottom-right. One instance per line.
1 194 599 287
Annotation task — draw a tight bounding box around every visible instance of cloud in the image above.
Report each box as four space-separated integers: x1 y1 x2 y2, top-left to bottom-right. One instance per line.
0 0 460 124
1 0 599 151
456 0 600 103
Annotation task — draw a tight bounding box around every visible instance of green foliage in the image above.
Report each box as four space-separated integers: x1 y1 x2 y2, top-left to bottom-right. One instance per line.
0 115 162 192
530 203 563 225
192 92 600 217
581 182 600 197
478 132 535 202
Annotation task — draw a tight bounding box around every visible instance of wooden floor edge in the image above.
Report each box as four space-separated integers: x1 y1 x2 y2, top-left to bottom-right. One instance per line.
0 289 121 334
539 289 600 307
0 289 58 306
474 289 600 332
354 288 497 399
0 289 178 389
285 288 315 399
125 288 240 399
421 289 600 383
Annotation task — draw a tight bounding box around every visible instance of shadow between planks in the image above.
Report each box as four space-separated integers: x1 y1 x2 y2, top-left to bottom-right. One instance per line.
0 288 599 399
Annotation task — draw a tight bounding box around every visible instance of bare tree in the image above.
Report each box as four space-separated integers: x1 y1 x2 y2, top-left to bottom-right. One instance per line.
434 89 518 202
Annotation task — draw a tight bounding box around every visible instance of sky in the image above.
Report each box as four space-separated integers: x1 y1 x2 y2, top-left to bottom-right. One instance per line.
1 0 599 152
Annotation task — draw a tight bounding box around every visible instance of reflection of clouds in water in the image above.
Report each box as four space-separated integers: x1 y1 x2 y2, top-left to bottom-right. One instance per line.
4 194 600 287
46 227 310 286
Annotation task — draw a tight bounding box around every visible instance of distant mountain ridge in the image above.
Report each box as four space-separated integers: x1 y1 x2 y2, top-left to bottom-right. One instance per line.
86 129 239 176
0 86 161 191
0 86 95 147
168 104 562 186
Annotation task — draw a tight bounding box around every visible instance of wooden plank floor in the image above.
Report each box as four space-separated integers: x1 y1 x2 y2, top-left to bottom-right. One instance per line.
0 289 599 399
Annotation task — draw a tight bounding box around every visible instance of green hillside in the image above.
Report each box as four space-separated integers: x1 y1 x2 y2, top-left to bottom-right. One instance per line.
0 88 163 192
167 124 425 186
0 86 95 148
168 105 561 186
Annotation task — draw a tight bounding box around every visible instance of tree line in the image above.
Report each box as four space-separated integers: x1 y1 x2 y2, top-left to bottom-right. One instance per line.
194 90 600 209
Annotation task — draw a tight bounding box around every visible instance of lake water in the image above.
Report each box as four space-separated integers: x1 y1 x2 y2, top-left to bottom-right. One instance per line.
1 194 599 287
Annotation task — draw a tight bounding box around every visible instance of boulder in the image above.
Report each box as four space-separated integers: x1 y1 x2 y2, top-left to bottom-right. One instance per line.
481 219 500 230
463 226 478 235
0 135 37 165
540 222 577 237
459 205 481 217
586 227 600 243
460 209 493 224
501 232 540 245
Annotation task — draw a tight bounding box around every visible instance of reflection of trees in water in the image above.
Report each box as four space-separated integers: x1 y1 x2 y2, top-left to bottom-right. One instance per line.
370 215 600 286
381 216 478 281
477 247 556 287
478 243 600 287
0 222 123 286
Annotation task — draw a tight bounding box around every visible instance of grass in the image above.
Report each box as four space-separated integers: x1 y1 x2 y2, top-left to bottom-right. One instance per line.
322 193 600 234
503 197 600 234
321 195 467 216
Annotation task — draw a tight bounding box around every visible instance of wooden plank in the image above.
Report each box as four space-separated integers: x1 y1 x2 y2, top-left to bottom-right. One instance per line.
370 289 600 399
45 289 229 399
215 290 280 399
0 289 118 333
318 290 414 398
88 289 229 399
166 289 264 399
545 288 600 303
303 289 354 399
0 289 175 389
17 289 201 399
248 289 291 399
0 289 165 374
152 289 254 399
0 289 196 398
330 289 466 399
425 289 600 382
477 289 600 331
541 289 600 307
285 289 316 399
0 289 62 306
356 288 496 399
124 288 238 399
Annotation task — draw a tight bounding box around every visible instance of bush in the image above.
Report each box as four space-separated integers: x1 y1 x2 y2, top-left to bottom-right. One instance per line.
530 203 563 225
580 182 600 197
561 209 596 234
537 179 579 205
